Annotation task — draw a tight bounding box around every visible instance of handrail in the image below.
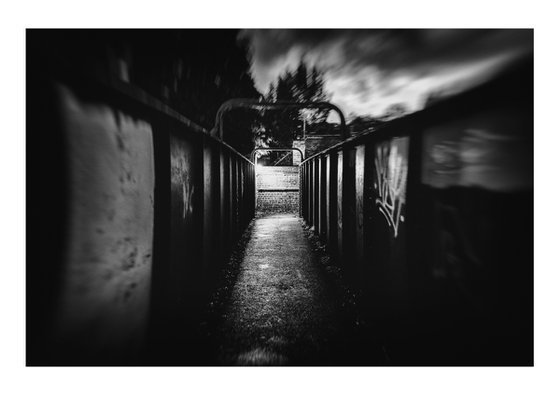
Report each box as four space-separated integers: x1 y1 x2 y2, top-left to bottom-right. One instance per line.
105 79 255 165
56 75 255 166
211 99 348 141
251 147 305 164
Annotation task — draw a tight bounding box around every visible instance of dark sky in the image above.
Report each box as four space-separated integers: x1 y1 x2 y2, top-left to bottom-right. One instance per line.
239 29 532 119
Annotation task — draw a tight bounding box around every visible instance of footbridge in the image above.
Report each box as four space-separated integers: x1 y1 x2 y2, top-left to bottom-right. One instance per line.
27 58 533 366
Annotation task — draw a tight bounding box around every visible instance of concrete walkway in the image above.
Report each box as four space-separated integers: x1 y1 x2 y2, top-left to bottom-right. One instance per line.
214 214 346 365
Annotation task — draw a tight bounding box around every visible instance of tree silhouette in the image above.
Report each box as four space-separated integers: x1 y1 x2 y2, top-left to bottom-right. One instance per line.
259 61 331 150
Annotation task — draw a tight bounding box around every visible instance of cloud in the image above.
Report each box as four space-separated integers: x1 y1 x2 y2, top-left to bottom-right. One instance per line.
238 29 533 118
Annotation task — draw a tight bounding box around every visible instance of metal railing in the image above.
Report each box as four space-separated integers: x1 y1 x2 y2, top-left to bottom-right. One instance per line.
28 74 256 364
299 65 533 362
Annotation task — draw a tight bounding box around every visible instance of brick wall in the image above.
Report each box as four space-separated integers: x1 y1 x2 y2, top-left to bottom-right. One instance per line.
256 166 300 213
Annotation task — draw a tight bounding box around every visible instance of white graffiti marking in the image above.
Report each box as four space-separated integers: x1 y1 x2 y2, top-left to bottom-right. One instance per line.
182 181 194 220
374 141 408 238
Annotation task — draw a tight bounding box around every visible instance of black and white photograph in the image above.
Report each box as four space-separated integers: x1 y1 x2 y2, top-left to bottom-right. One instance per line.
7 1 558 391
26 27 534 367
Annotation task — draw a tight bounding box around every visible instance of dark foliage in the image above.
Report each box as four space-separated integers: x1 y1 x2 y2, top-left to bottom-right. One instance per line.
261 61 331 147
29 29 261 155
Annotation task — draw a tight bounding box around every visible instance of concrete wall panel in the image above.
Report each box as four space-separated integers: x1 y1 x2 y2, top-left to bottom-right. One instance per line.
57 85 155 360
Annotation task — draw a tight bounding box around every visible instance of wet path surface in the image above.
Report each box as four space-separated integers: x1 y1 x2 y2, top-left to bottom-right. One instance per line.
214 214 347 365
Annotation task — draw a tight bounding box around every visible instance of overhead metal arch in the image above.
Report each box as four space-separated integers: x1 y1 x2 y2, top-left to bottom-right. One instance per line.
251 147 305 164
211 98 348 141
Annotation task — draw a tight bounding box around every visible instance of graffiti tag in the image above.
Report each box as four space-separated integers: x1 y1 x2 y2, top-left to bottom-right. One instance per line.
374 139 409 238
182 181 194 220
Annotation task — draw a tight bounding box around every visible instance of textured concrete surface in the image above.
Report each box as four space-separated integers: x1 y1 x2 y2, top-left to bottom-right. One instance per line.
57 84 154 361
215 214 347 365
